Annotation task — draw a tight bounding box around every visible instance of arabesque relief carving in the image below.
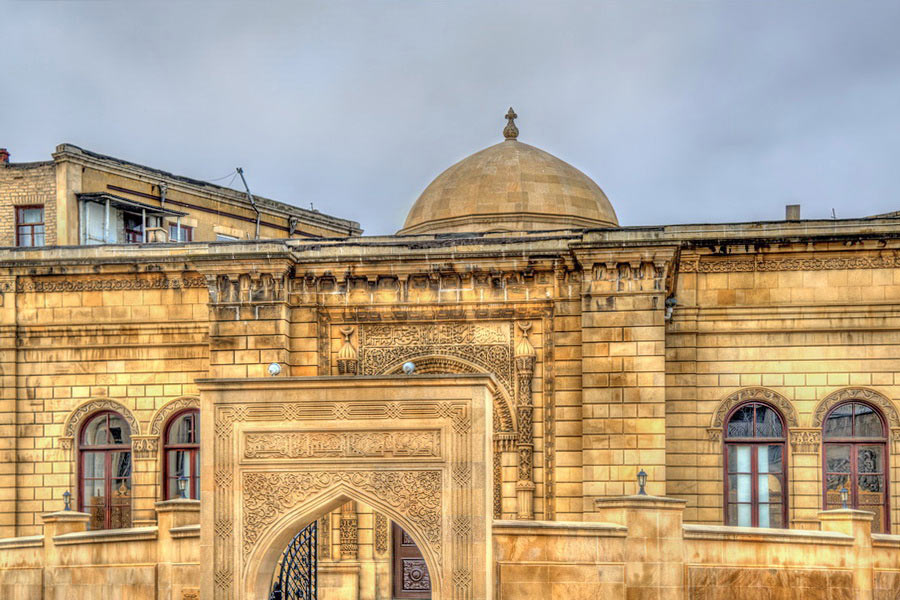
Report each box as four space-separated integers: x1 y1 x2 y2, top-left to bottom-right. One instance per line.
359 323 514 400
679 254 900 273
150 397 200 435
62 398 141 438
514 322 536 520
711 387 799 429
242 430 441 460
241 470 442 560
812 387 900 428
15 276 206 293
374 512 389 555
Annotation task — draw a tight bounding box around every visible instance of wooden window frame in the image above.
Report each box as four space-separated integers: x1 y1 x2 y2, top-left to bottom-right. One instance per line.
168 223 193 242
77 411 132 530
821 401 890 533
723 401 789 528
163 409 200 500
15 205 45 247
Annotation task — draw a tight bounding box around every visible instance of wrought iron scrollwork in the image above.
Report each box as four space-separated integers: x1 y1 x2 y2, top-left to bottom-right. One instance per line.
270 521 317 600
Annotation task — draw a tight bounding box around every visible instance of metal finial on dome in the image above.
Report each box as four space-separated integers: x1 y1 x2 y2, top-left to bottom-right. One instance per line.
503 107 519 140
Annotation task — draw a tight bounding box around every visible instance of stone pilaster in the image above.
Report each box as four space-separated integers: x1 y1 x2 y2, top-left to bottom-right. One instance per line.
593 495 686 599
577 247 676 508
819 509 875 600
200 260 293 379
131 435 160 526
514 322 536 520
0 277 16 537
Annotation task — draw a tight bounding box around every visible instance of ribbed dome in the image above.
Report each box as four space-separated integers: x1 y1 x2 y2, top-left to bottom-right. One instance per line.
399 109 618 235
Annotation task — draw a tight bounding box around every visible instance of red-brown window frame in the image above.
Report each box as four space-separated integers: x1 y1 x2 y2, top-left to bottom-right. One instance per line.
15 204 45 247
78 410 132 530
821 400 890 533
168 223 193 242
723 401 789 528
163 409 200 500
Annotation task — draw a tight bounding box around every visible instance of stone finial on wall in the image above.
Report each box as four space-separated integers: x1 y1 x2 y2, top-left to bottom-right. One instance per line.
336 327 359 375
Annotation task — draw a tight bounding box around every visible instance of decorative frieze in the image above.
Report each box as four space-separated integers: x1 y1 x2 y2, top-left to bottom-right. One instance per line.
15 276 206 293
679 254 900 273
242 430 442 460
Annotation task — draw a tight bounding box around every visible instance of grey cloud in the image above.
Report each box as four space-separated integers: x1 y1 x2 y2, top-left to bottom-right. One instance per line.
2 1 900 234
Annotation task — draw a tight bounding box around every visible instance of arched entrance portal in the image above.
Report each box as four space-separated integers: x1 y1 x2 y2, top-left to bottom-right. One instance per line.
199 376 494 600
269 500 434 600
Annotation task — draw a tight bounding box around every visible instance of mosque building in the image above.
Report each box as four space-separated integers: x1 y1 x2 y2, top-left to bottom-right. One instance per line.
0 110 899 599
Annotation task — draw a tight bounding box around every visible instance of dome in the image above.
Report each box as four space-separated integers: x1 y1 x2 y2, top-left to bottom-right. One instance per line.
399 108 618 235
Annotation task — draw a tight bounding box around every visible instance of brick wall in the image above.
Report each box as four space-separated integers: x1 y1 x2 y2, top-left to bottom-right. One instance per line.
0 162 57 247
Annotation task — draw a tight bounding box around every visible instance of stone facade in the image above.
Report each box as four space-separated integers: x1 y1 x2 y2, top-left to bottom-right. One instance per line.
2 121 900 597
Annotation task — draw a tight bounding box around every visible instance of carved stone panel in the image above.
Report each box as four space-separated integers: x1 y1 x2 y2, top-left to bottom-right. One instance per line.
199 376 493 600
242 430 442 461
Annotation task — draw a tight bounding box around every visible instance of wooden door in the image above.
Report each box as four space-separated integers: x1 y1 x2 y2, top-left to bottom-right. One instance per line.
391 522 431 598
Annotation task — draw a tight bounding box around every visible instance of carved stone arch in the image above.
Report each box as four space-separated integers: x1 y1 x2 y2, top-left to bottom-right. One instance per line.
384 355 516 434
149 396 200 436
245 483 442 600
812 387 900 428
62 398 141 439
710 387 798 430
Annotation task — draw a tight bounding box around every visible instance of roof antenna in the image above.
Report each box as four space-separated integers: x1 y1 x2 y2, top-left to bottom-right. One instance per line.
832 208 836 220
236 167 260 239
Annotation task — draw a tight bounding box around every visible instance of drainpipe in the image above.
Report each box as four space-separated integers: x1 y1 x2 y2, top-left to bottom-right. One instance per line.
236 167 260 239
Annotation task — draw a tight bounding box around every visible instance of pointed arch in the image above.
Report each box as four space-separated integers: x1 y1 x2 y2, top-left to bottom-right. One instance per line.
62 398 141 438
384 355 515 434
812 387 900 428
149 396 200 435
244 481 442 600
710 387 798 430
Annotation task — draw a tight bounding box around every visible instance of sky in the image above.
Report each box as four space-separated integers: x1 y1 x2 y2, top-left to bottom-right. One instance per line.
2 1 900 235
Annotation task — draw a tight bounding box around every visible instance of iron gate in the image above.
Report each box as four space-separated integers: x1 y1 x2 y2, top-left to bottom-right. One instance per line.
269 520 317 600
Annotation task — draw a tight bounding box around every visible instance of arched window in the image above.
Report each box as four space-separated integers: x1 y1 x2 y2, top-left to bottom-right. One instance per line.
164 410 200 500
724 402 787 528
79 411 132 529
823 401 889 533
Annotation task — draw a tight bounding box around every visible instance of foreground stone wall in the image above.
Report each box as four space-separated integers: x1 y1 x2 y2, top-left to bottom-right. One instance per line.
494 496 900 600
0 499 199 600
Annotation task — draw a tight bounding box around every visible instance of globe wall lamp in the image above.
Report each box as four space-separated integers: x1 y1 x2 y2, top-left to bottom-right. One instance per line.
637 468 648 496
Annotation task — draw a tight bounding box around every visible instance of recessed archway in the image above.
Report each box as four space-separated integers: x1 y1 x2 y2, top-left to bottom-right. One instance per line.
246 486 440 600
198 375 495 600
